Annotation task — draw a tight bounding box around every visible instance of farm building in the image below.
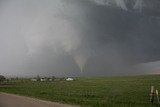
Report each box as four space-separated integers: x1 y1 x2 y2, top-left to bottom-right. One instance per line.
49 78 52 81
40 78 47 81
66 78 74 81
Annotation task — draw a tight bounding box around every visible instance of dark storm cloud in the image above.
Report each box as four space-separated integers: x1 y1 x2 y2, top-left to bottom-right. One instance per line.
61 0 160 75
84 2 160 63
68 1 160 65
46 0 160 75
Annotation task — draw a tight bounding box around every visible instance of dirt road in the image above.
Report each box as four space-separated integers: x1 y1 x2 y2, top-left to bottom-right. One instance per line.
0 92 80 107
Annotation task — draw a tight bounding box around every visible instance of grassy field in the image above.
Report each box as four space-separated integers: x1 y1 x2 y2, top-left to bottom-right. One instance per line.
0 75 160 107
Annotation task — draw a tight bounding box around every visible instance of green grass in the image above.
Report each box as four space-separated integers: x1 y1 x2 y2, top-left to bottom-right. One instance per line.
0 75 160 107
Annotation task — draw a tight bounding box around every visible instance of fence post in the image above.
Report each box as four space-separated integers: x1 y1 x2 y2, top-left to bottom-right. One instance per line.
156 89 160 104
150 86 154 103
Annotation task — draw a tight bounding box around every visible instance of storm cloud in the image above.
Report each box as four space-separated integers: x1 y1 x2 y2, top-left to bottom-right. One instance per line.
0 0 160 77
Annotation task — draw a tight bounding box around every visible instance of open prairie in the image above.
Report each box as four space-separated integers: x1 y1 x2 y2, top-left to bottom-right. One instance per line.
0 75 159 107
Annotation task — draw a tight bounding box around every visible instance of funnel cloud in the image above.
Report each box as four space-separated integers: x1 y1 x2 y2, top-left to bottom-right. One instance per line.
0 0 160 77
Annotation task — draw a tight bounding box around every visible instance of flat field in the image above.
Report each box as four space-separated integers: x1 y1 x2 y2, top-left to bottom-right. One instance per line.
0 75 160 107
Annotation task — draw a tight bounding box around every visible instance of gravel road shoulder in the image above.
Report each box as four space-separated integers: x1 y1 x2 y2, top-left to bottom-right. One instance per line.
0 92 80 107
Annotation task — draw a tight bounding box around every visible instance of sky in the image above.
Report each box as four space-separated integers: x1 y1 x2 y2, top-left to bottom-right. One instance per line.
0 0 160 77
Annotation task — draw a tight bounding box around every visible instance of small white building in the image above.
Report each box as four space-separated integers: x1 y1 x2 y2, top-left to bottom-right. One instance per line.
49 78 52 81
40 78 47 81
66 78 74 81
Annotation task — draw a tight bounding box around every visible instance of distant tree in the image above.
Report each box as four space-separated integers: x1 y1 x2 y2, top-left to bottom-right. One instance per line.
52 76 55 81
59 77 65 81
0 75 6 82
36 75 40 81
